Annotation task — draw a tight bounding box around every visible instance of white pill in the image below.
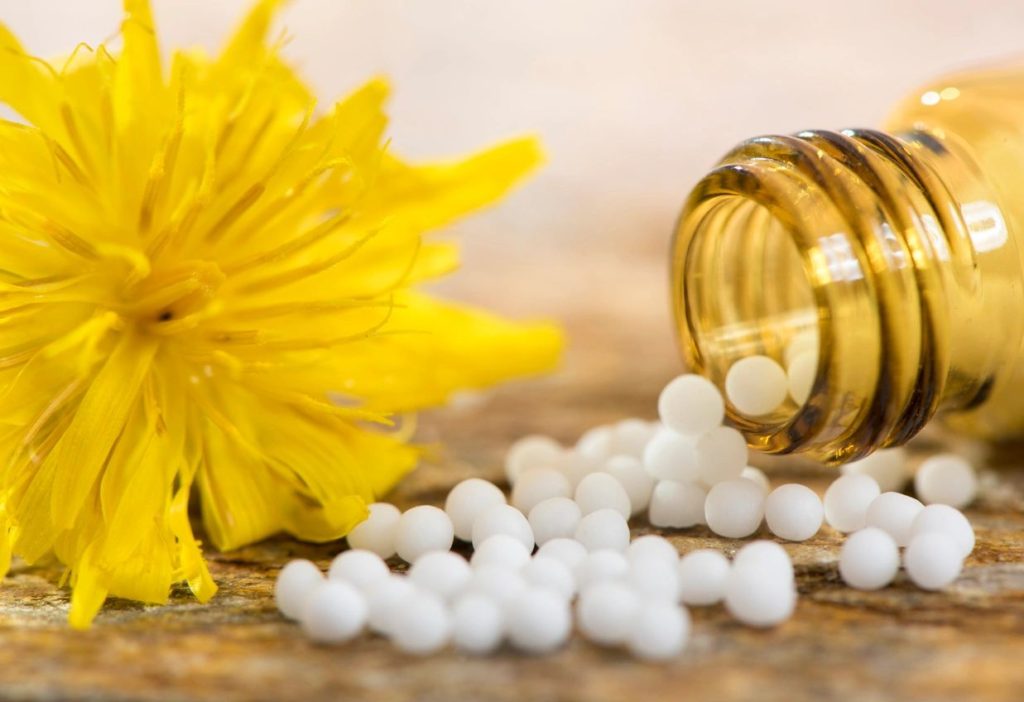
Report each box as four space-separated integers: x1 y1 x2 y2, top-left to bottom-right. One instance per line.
658 374 725 438
626 534 678 564
726 355 789 416
840 448 909 493
451 593 505 655
506 587 572 654
409 551 472 600
512 467 571 514
300 581 368 644
864 491 924 547
915 454 977 508
741 466 771 494
911 504 974 558
823 473 880 533
705 478 765 538
522 555 576 600
574 549 630 590
366 574 416 635
445 478 507 542
838 527 899 590
574 472 631 518
724 565 796 627
603 455 655 515
733 540 794 581
347 502 401 558
786 349 817 405
764 484 823 542
463 565 528 605
904 532 964 590
574 508 631 552
577 581 640 645
505 434 564 485
642 428 700 482
537 537 589 572
391 592 452 655
629 553 680 601
471 504 534 551
327 549 390 591
695 426 748 485
627 600 691 661
470 533 532 570
560 449 603 489
275 559 324 620
528 497 582 546
575 425 615 463
678 549 731 606
395 505 455 563
610 418 658 457
648 480 707 529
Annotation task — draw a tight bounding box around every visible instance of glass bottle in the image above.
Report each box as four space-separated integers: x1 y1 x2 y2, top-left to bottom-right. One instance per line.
671 62 1024 464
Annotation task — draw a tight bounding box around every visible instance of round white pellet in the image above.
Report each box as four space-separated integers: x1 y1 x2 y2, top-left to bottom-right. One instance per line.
574 549 630 590
299 581 368 644
347 503 401 558
391 592 452 655
506 587 572 654
642 428 700 482
733 540 794 581
463 565 528 605
725 355 789 416
576 581 640 646
409 551 472 600
274 559 324 620
626 534 679 564
904 532 964 590
470 533 532 571
610 418 658 458
764 484 823 542
838 527 900 590
574 472 632 519
511 467 572 514
864 492 924 547
522 555 576 600
574 508 631 552
560 449 603 489
695 426 748 486
657 374 725 438
740 466 771 494
911 504 975 558
366 574 416 635
445 479 507 542
603 455 655 515
626 601 691 661
915 454 977 508
823 474 880 533
537 538 589 572
328 549 390 591
451 594 505 655
705 478 765 538
786 349 818 405
678 549 730 606
840 448 909 493
648 480 707 529
724 566 796 628
505 434 564 485
629 553 680 601
575 425 615 463
471 504 534 551
395 506 455 563
528 497 582 546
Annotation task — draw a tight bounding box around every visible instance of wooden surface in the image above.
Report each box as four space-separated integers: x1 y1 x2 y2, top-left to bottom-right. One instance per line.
1 278 1023 701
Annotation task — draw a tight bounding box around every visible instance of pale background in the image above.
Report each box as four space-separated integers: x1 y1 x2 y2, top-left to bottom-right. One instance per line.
6 0 1024 392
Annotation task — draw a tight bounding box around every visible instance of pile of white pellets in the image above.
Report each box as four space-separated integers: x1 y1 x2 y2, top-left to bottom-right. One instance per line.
274 366 979 660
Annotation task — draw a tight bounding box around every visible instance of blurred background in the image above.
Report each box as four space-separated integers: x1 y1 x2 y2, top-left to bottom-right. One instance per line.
7 0 1024 413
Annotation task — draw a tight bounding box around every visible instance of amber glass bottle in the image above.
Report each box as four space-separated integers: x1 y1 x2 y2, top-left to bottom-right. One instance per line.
671 63 1024 464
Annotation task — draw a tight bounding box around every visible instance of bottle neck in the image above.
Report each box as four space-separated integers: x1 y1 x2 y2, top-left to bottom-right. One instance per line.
672 128 1022 463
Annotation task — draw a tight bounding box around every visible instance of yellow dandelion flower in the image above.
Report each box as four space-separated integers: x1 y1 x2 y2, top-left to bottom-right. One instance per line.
0 0 562 628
